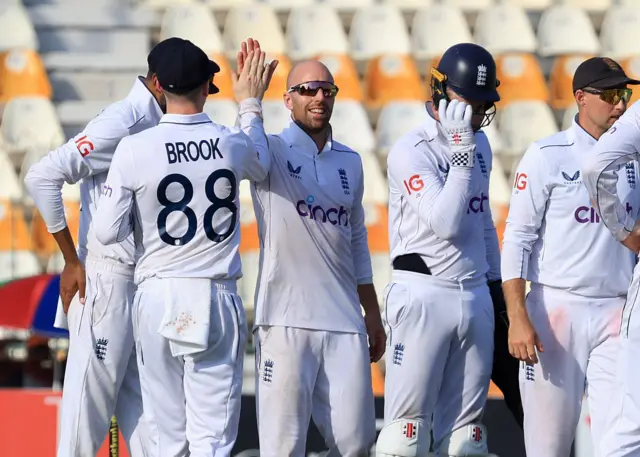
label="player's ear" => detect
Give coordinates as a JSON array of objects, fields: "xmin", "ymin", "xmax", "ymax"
[
  {"xmin": 574, "ymin": 89, "xmax": 586, "ymax": 107},
  {"xmin": 284, "ymin": 92, "xmax": 293, "ymax": 111}
]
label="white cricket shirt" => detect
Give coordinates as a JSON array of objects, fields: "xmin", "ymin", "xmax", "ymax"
[
  {"xmin": 502, "ymin": 117, "xmax": 638, "ymax": 298},
  {"xmin": 583, "ymin": 101, "xmax": 640, "ymax": 243},
  {"xmin": 386, "ymin": 107, "xmax": 501, "ymax": 283},
  {"xmin": 94, "ymin": 112, "xmax": 270, "ymax": 284},
  {"xmin": 24, "ymin": 77, "xmax": 163, "ymax": 265},
  {"xmin": 240, "ymin": 117, "xmax": 373, "ymax": 335}
]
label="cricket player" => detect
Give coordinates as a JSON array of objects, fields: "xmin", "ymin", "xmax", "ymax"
[
  {"xmin": 93, "ymin": 40, "xmax": 274, "ymax": 457},
  {"xmin": 234, "ymin": 38, "xmax": 386, "ymax": 457},
  {"xmin": 23, "ymin": 38, "xmax": 190, "ymax": 457},
  {"xmin": 582, "ymin": 63, "xmax": 640, "ymax": 457},
  {"xmin": 376, "ymin": 43, "xmax": 501, "ymax": 457},
  {"xmin": 503, "ymin": 57, "xmax": 640, "ymax": 457}
]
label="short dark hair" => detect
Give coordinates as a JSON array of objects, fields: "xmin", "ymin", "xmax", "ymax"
[{"xmin": 164, "ymin": 83, "xmax": 205, "ymax": 103}]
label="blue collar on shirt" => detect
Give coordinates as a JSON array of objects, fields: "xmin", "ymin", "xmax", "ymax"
[
  {"xmin": 281, "ymin": 119, "xmax": 334, "ymax": 155},
  {"xmin": 159, "ymin": 112, "xmax": 213, "ymax": 125},
  {"xmin": 127, "ymin": 76, "xmax": 164, "ymax": 121},
  {"xmin": 571, "ymin": 114, "xmax": 598, "ymax": 148}
]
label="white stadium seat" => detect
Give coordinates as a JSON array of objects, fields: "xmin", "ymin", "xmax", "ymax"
[
  {"xmin": 376, "ymin": 101, "xmax": 426, "ymax": 159},
  {"xmin": 263, "ymin": 0, "xmax": 314, "ymax": 11},
  {"xmin": 381, "ymin": 0, "xmax": 433, "ymax": 10},
  {"xmin": 160, "ymin": 3, "xmax": 223, "ymax": 54},
  {"xmin": 497, "ymin": 0, "xmax": 551, "ymax": 9},
  {"xmin": 556, "ymin": 0, "xmax": 612, "ymax": 13},
  {"xmin": 474, "ymin": 4, "xmax": 537, "ymax": 55},
  {"xmin": 481, "ymin": 122, "xmax": 505, "ymax": 155},
  {"xmin": 138, "ymin": 0, "xmax": 195, "ymax": 9},
  {"xmin": 616, "ymin": 0, "xmax": 640, "ymax": 6},
  {"xmin": 537, "ymin": 5, "xmax": 600, "ymax": 57},
  {"xmin": 0, "ymin": 4, "xmax": 38, "ymax": 51},
  {"xmin": 222, "ymin": 4, "xmax": 285, "ymax": 60},
  {"xmin": 349, "ymin": 5, "xmax": 410, "ymax": 61},
  {"xmin": 600, "ymin": 7, "xmax": 640, "ymax": 59},
  {"xmin": 411, "ymin": 5, "xmax": 472, "ymax": 60},
  {"xmin": 49, "ymin": 71, "xmax": 138, "ymax": 102},
  {"xmin": 317, "ymin": 0, "xmax": 375, "ymax": 12},
  {"xmin": 1, "ymin": 97, "xmax": 65, "ymax": 154},
  {"xmin": 205, "ymin": 0, "xmax": 255, "ymax": 10},
  {"xmin": 203, "ymin": 99, "xmax": 239, "ymax": 127},
  {"xmin": 261, "ymin": 100, "xmax": 291, "ymax": 135},
  {"xmin": 561, "ymin": 105, "xmax": 579, "ymax": 130},
  {"xmin": 0, "ymin": 151, "xmax": 23, "ymax": 201},
  {"xmin": 286, "ymin": 5, "xmax": 348, "ymax": 60},
  {"xmin": 445, "ymin": 0, "xmax": 494, "ymax": 13},
  {"xmin": 331, "ymin": 101, "xmax": 376, "ymax": 154},
  {"xmin": 498, "ymin": 101, "xmax": 559, "ymax": 156}
]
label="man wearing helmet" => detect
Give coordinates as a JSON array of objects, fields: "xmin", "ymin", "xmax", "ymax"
[{"xmin": 376, "ymin": 43, "xmax": 503, "ymax": 457}]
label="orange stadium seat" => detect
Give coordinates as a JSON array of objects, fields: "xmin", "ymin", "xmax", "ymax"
[
  {"xmin": 238, "ymin": 180, "xmax": 260, "ymax": 310},
  {"xmin": 208, "ymin": 53, "xmax": 234, "ymax": 100},
  {"xmin": 371, "ymin": 362, "xmax": 385, "ymax": 395},
  {"xmin": 263, "ymin": 54, "xmax": 291, "ymax": 101},
  {"xmin": 364, "ymin": 54, "xmax": 426, "ymax": 109},
  {"xmin": 315, "ymin": 54, "xmax": 363, "ymax": 102},
  {"xmin": 549, "ymin": 55, "xmax": 593, "ymax": 110},
  {"xmin": 0, "ymin": 49, "xmax": 51, "ymax": 103},
  {"xmin": 30, "ymin": 202, "xmax": 80, "ymax": 259},
  {"xmin": 621, "ymin": 56, "xmax": 640, "ymax": 106},
  {"xmin": 0, "ymin": 199, "xmax": 41, "ymax": 281},
  {"xmin": 495, "ymin": 53, "xmax": 548, "ymax": 107}
]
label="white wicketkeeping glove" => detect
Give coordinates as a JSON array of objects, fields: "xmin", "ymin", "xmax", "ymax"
[{"xmin": 438, "ymin": 99, "xmax": 476, "ymax": 168}]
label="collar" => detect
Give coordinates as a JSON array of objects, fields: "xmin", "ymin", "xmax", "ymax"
[
  {"xmin": 281, "ymin": 119, "xmax": 333, "ymax": 155},
  {"xmin": 159, "ymin": 112, "xmax": 212, "ymax": 125},
  {"xmin": 127, "ymin": 76, "xmax": 164, "ymax": 120},
  {"xmin": 571, "ymin": 114, "xmax": 598, "ymax": 148}
]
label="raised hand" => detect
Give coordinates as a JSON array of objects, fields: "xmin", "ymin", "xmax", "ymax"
[{"xmin": 233, "ymin": 38, "xmax": 278, "ymax": 102}]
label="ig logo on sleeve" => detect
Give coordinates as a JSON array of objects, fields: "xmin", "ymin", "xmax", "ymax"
[{"xmin": 403, "ymin": 175, "xmax": 424, "ymax": 195}]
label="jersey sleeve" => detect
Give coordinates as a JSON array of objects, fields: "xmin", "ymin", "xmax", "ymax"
[
  {"xmin": 480, "ymin": 144, "xmax": 501, "ymax": 282},
  {"xmin": 237, "ymin": 98, "xmax": 271, "ymax": 182},
  {"xmin": 501, "ymin": 144, "xmax": 551, "ymax": 281},
  {"xmin": 387, "ymin": 137, "xmax": 475, "ymax": 240},
  {"xmin": 349, "ymin": 156, "xmax": 373, "ymax": 285},
  {"xmin": 582, "ymin": 119, "xmax": 640, "ymax": 241},
  {"xmin": 23, "ymin": 106, "xmax": 131, "ymax": 233},
  {"xmin": 93, "ymin": 138, "xmax": 137, "ymax": 246}
]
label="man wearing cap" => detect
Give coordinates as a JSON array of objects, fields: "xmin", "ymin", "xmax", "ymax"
[
  {"xmin": 582, "ymin": 60, "xmax": 640, "ymax": 457},
  {"xmin": 93, "ymin": 39, "xmax": 274, "ymax": 457},
  {"xmin": 503, "ymin": 56, "xmax": 640, "ymax": 457},
  {"xmin": 23, "ymin": 37, "xmax": 198, "ymax": 457}
]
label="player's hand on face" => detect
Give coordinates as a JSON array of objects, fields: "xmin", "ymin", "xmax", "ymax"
[
  {"xmin": 232, "ymin": 38, "xmax": 279, "ymax": 102},
  {"xmin": 60, "ymin": 260, "xmax": 86, "ymax": 313},
  {"xmin": 365, "ymin": 311, "xmax": 387, "ymax": 363},
  {"xmin": 508, "ymin": 312, "xmax": 543, "ymax": 364}
]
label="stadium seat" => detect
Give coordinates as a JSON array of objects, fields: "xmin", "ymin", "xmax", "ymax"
[
  {"xmin": 376, "ymin": 101, "xmax": 427, "ymax": 159},
  {"xmin": 42, "ymin": 52, "xmax": 148, "ymax": 73},
  {"xmin": 0, "ymin": 49, "xmax": 51, "ymax": 103},
  {"xmin": 331, "ymin": 100, "xmax": 376, "ymax": 154},
  {"xmin": 205, "ymin": 0, "xmax": 255, "ymax": 10},
  {"xmin": 617, "ymin": 0, "xmax": 640, "ymax": 6},
  {"xmin": 48, "ymin": 71, "xmax": 138, "ymax": 102},
  {"xmin": 160, "ymin": 3, "xmax": 224, "ymax": 55},
  {"xmin": 263, "ymin": 0, "xmax": 314, "ymax": 11},
  {"xmin": 0, "ymin": 150, "xmax": 23, "ymax": 201},
  {"xmin": 286, "ymin": 5, "xmax": 348, "ymax": 60},
  {"xmin": 348, "ymin": 5, "xmax": 410, "ymax": 62},
  {"xmin": 31, "ymin": 183, "xmax": 80, "ymax": 259},
  {"xmin": 0, "ymin": 97, "xmax": 65, "ymax": 159},
  {"xmin": 445, "ymin": 0, "xmax": 494, "ymax": 13},
  {"xmin": 317, "ymin": 0, "xmax": 375, "ymax": 12},
  {"xmin": 489, "ymin": 157, "xmax": 512, "ymax": 247},
  {"xmin": 621, "ymin": 56, "xmax": 640, "ymax": 106},
  {"xmin": 208, "ymin": 54, "xmax": 234, "ymax": 100},
  {"xmin": 261, "ymin": 100, "xmax": 291, "ymax": 135},
  {"xmin": 498, "ymin": 101, "xmax": 559, "ymax": 156},
  {"xmin": 474, "ymin": 4, "xmax": 537, "ymax": 55},
  {"xmin": 316, "ymin": 54, "xmax": 363, "ymax": 102},
  {"xmin": 0, "ymin": 197, "xmax": 41, "ymax": 281},
  {"xmin": 139, "ymin": 0, "xmax": 196, "ymax": 8},
  {"xmin": 382, "ymin": 0, "xmax": 433, "ymax": 10},
  {"xmin": 549, "ymin": 55, "xmax": 592, "ymax": 110},
  {"xmin": 481, "ymin": 122, "xmax": 505, "ymax": 155},
  {"xmin": 0, "ymin": 4, "xmax": 38, "ymax": 52},
  {"xmin": 238, "ymin": 179, "xmax": 259, "ymax": 310},
  {"xmin": 495, "ymin": 53, "xmax": 549, "ymax": 106},
  {"xmin": 260, "ymin": 54, "xmax": 289, "ymax": 101},
  {"xmin": 203, "ymin": 99, "xmax": 238, "ymax": 127},
  {"xmin": 556, "ymin": 0, "xmax": 611, "ymax": 13},
  {"xmin": 600, "ymin": 7, "xmax": 640, "ymax": 59},
  {"xmin": 222, "ymin": 4, "xmax": 285, "ymax": 60},
  {"xmin": 411, "ymin": 5, "xmax": 472, "ymax": 60},
  {"xmin": 561, "ymin": 104, "xmax": 579, "ymax": 130},
  {"xmin": 537, "ymin": 5, "xmax": 600, "ymax": 57},
  {"xmin": 364, "ymin": 54, "xmax": 426, "ymax": 109},
  {"xmin": 498, "ymin": 0, "xmax": 551, "ymax": 10}
]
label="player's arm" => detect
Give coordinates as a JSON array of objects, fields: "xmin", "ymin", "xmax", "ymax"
[
  {"xmin": 237, "ymin": 99, "xmax": 271, "ymax": 180},
  {"xmin": 387, "ymin": 141, "xmax": 475, "ymax": 240},
  {"xmin": 349, "ymin": 159, "xmax": 386, "ymax": 363},
  {"xmin": 94, "ymin": 139, "xmax": 137, "ymax": 246},
  {"xmin": 582, "ymin": 119, "xmax": 640, "ymax": 249},
  {"xmin": 501, "ymin": 145, "xmax": 550, "ymax": 363}
]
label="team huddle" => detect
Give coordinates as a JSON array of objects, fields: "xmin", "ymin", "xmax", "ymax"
[{"xmin": 22, "ymin": 33, "xmax": 640, "ymax": 457}]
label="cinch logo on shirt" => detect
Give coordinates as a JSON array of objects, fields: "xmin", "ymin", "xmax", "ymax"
[
  {"xmin": 296, "ymin": 195, "xmax": 349, "ymax": 226},
  {"xmin": 467, "ymin": 193, "xmax": 488, "ymax": 214},
  {"xmin": 574, "ymin": 202, "xmax": 632, "ymax": 224}
]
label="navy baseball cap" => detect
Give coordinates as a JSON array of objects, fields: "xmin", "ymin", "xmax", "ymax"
[
  {"xmin": 148, "ymin": 37, "xmax": 220, "ymax": 95},
  {"xmin": 573, "ymin": 57, "xmax": 640, "ymax": 91}
]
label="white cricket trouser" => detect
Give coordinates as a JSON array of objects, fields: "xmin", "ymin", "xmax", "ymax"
[
  {"xmin": 520, "ymin": 284, "xmax": 622, "ymax": 457},
  {"xmin": 58, "ymin": 256, "xmax": 150, "ymax": 457},
  {"xmin": 382, "ymin": 271, "xmax": 494, "ymax": 453},
  {"xmin": 601, "ymin": 269, "xmax": 640, "ymax": 457},
  {"xmin": 255, "ymin": 326, "xmax": 377, "ymax": 457},
  {"xmin": 133, "ymin": 278, "xmax": 247, "ymax": 457}
]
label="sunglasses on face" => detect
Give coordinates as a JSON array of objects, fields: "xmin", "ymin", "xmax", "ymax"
[
  {"xmin": 287, "ymin": 81, "xmax": 340, "ymax": 98},
  {"xmin": 583, "ymin": 87, "xmax": 633, "ymax": 105}
]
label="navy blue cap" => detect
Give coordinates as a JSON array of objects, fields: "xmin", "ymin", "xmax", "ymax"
[
  {"xmin": 148, "ymin": 37, "xmax": 220, "ymax": 95},
  {"xmin": 573, "ymin": 57, "xmax": 640, "ymax": 92}
]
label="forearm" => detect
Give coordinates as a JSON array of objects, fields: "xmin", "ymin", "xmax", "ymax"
[
  {"xmin": 358, "ymin": 283, "xmax": 379, "ymax": 314},
  {"xmin": 484, "ymin": 224, "xmax": 501, "ymax": 281},
  {"xmin": 52, "ymin": 227, "xmax": 79, "ymax": 263},
  {"xmin": 426, "ymin": 167, "xmax": 474, "ymax": 239},
  {"xmin": 503, "ymin": 278, "xmax": 528, "ymax": 320},
  {"xmin": 24, "ymin": 159, "xmax": 69, "ymax": 233},
  {"xmin": 238, "ymin": 98, "xmax": 270, "ymax": 179}
]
